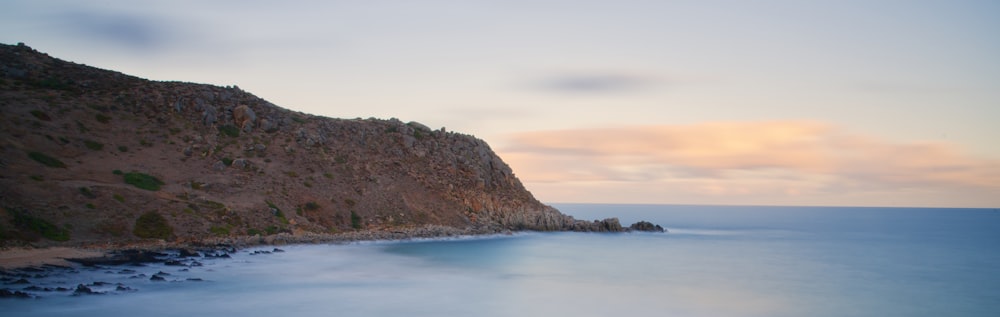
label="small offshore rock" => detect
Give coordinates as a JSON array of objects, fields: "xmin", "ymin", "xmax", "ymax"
[
  {"xmin": 149, "ymin": 275, "xmax": 166, "ymax": 282},
  {"xmin": 629, "ymin": 221, "xmax": 666, "ymax": 232}
]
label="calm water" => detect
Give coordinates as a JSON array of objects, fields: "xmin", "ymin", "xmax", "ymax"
[{"xmin": 5, "ymin": 204, "xmax": 1000, "ymax": 316}]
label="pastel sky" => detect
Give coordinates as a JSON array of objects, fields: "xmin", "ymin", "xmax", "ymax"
[{"xmin": 3, "ymin": 0, "xmax": 998, "ymax": 207}]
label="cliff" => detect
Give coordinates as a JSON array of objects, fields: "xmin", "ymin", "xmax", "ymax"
[{"xmin": 0, "ymin": 43, "xmax": 637, "ymax": 247}]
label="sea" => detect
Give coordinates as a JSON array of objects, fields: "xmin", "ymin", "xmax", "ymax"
[{"xmin": 4, "ymin": 204, "xmax": 999, "ymax": 317}]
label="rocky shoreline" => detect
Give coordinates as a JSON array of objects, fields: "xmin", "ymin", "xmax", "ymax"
[{"xmin": 2, "ymin": 221, "xmax": 665, "ymax": 299}]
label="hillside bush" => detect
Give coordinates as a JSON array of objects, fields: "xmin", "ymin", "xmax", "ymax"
[
  {"xmin": 124, "ymin": 172, "xmax": 164, "ymax": 191},
  {"xmin": 133, "ymin": 211, "xmax": 173, "ymax": 239},
  {"xmin": 28, "ymin": 151, "xmax": 66, "ymax": 168}
]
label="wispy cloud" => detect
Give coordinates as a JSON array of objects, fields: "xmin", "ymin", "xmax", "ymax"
[
  {"xmin": 500, "ymin": 121, "xmax": 1000, "ymax": 206},
  {"xmin": 55, "ymin": 10, "xmax": 176, "ymax": 52},
  {"xmin": 534, "ymin": 72, "xmax": 658, "ymax": 93}
]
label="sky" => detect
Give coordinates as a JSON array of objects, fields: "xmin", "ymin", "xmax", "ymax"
[{"xmin": 2, "ymin": 0, "xmax": 998, "ymax": 207}]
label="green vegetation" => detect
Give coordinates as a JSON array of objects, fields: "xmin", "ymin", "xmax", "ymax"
[
  {"xmin": 133, "ymin": 211, "xmax": 173, "ymax": 239},
  {"xmin": 351, "ymin": 211, "xmax": 363, "ymax": 229},
  {"xmin": 85, "ymin": 203, "xmax": 96, "ymax": 209},
  {"xmin": 190, "ymin": 181, "xmax": 204, "ymax": 190},
  {"xmin": 84, "ymin": 140, "xmax": 104, "ymax": 151},
  {"xmin": 28, "ymin": 151, "xmax": 66, "ymax": 168},
  {"xmin": 218, "ymin": 125, "xmax": 240, "ymax": 138},
  {"xmin": 344, "ymin": 198, "xmax": 357, "ymax": 208},
  {"xmin": 123, "ymin": 172, "xmax": 164, "ymax": 191},
  {"xmin": 7, "ymin": 208, "xmax": 70, "ymax": 241},
  {"xmin": 323, "ymin": 172, "xmax": 334, "ymax": 179},
  {"xmin": 95, "ymin": 113, "xmax": 111, "ymax": 124},
  {"xmin": 30, "ymin": 175, "xmax": 44, "ymax": 181},
  {"xmin": 79, "ymin": 187, "xmax": 96, "ymax": 198},
  {"xmin": 334, "ymin": 156, "xmax": 347, "ymax": 164},
  {"xmin": 31, "ymin": 77, "xmax": 72, "ymax": 90},
  {"xmin": 113, "ymin": 194, "xmax": 125, "ymax": 203},
  {"xmin": 221, "ymin": 157, "xmax": 233, "ymax": 166},
  {"xmin": 265, "ymin": 225, "xmax": 281, "ymax": 235},
  {"xmin": 209, "ymin": 226, "xmax": 230, "ymax": 236},
  {"xmin": 304, "ymin": 201, "xmax": 320, "ymax": 211},
  {"xmin": 113, "ymin": 169, "xmax": 123, "ymax": 175},
  {"xmin": 30, "ymin": 110, "xmax": 51, "ymax": 121},
  {"xmin": 117, "ymin": 145, "xmax": 128, "ymax": 152}
]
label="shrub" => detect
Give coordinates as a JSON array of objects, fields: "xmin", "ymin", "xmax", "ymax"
[
  {"xmin": 133, "ymin": 211, "xmax": 173, "ymax": 239},
  {"xmin": 117, "ymin": 145, "xmax": 128, "ymax": 152},
  {"xmin": 7, "ymin": 208, "xmax": 70, "ymax": 241},
  {"xmin": 221, "ymin": 157, "xmax": 233, "ymax": 166},
  {"xmin": 95, "ymin": 113, "xmax": 111, "ymax": 124},
  {"xmin": 84, "ymin": 140, "xmax": 104, "ymax": 151},
  {"xmin": 113, "ymin": 194, "xmax": 125, "ymax": 202},
  {"xmin": 218, "ymin": 125, "xmax": 240, "ymax": 138},
  {"xmin": 209, "ymin": 226, "xmax": 230, "ymax": 236},
  {"xmin": 304, "ymin": 201, "xmax": 320, "ymax": 211},
  {"xmin": 351, "ymin": 211, "xmax": 363, "ymax": 229},
  {"xmin": 28, "ymin": 151, "xmax": 66, "ymax": 168},
  {"xmin": 123, "ymin": 172, "xmax": 164, "ymax": 191},
  {"xmin": 79, "ymin": 187, "xmax": 96, "ymax": 198},
  {"xmin": 30, "ymin": 110, "xmax": 51, "ymax": 121},
  {"xmin": 112, "ymin": 169, "xmax": 123, "ymax": 175}
]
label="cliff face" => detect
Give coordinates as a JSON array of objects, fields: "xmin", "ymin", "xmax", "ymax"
[{"xmin": 0, "ymin": 43, "xmax": 616, "ymax": 246}]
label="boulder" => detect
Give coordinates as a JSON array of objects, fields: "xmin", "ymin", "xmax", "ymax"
[{"xmin": 233, "ymin": 104, "xmax": 256, "ymax": 132}]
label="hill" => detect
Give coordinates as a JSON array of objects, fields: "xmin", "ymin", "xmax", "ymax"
[{"xmin": 0, "ymin": 43, "xmax": 649, "ymax": 247}]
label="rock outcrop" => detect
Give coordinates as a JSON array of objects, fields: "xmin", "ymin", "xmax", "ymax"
[{"xmin": 0, "ymin": 43, "xmax": 659, "ymax": 247}]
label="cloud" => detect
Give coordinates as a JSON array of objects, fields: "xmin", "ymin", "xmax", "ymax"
[
  {"xmin": 534, "ymin": 72, "xmax": 657, "ymax": 93},
  {"xmin": 500, "ymin": 121, "xmax": 1000, "ymax": 206},
  {"xmin": 57, "ymin": 10, "xmax": 175, "ymax": 51}
]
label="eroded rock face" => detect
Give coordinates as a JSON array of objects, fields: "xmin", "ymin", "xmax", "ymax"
[{"xmin": 0, "ymin": 43, "xmax": 663, "ymax": 246}]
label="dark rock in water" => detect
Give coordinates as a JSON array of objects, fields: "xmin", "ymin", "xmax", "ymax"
[
  {"xmin": 10, "ymin": 278, "xmax": 30, "ymax": 285},
  {"xmin": 68, "ymin": 250, "xmax": 167, "ymax": 266},
  {"xmin": 250, "ymin": 250, "xmax": 272, "ymax": 255},
  {"xmin": 155, "ymin": 271, "xmax": 170, "ymax": 276},
  {"xmin": 73, "ymin": 284, "xmax": 102, "ymax": 295},
  {"xmin": 118, "ymin": 269, "xmax": 137, "ymax": 274},
  {"xmin": 0, "ymin": 288, "xmax": 33, "ymax": 298},
  {"xmin": 129, "ymin": 274, "xmax": 147, "ymax": 279},
  {"xmin": 149, "ymin": 275, "xmax": 166, "ymax": 282},
  {"xmin": 55, "ymin": 287, "xmax": 71, "ymax": 292},
  {"xmin": 116, "ymin": 284, "xmax": 134, "ymax": 292},
  {"xmin": 177, "ymin": 249, "xmax": 201, "ymax": 258},
  {"xmin": 186, "ymin": 278, "xmax": 204, "ymax": 282},
  {"xmin": 164, "ymin": 260, "xmax": 186, "ymax": 266},
  {"xmin": 272, "ymin": 248, "xmax": 285, "ymax": 253},
  {"xmin": 90, "ymin": 281, "xmax": 111, "ymax": 286},
  {"xmin": 189, "ymin": 261, "xmax": 203, "ymax": 267},
  {"xmin": 629, "ymin": 221, "xmax": 665, "ymax": 232}
]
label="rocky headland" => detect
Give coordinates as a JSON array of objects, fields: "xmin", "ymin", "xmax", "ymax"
[{"xmin": 0, "ymin": 42, "xmax": 662, "ymax": 257}]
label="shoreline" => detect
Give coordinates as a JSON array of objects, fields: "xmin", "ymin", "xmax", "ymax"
[{"xmin": 0, "ymin": 225, "xmax": 500, "ymax": 270}]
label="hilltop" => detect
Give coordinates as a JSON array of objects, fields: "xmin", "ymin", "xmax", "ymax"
[{"xmin": 0, "ymin": 43, "xmax": 657, "ymax": 248}]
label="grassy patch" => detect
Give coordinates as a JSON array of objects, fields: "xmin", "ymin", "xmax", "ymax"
[
  {"xmin": 95, "ymin": 113, "xmax": 111, "ymax": 124},
  {"xmin": 123, "ymin": 172, "xmax": 164, "ymax": 191},
  {"xmin": 113, "ymin": 194, "xmax": 125, "ymax": 203},
  {"xmin": 30, "ymin": 110, "xmax": 51, "ymax": 121},
  {"xmin": 7, "ymin": 208, "xmax": 70, "ymax": 241},
  {"xmin": 209, "ymin": 226, "xmax": 230, "ymax": 236},
  {"xmin": 28, "ymin": 151, "xmax": 66, "ymax": 168},
  {"xmin": 221, "ymin": 157, "xmax": 233, "ymax": 166},
  {"xmin": 79, "ymin": 187, "xmax": 96, "ymax": 198},
  {"xmin": 117, "ymin": 145, "xmax": 128, "ymax": 152},
  {"xmin": 218, "ymin": 125, "xmax": 240, "ymax": 138},
  {"xmin": 84, "ymin": 140, "xmax": 104, "ymax": 151},
  {"xmin": 351, "ymin": 211, "xmax": 363, "ymax": 229},
  {"xmin": 133, "ymin": 211, "xmax": 173, "ymax": 239}
]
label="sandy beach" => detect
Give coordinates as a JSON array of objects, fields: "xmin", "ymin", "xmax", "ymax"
[{"xmin": 0, "ymin": 247, "xmax": 106, "ymax": 270}]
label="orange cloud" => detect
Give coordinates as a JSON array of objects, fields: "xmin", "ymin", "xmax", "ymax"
[{"xmin": 499, "ymin": 121, "xmax": 1000, "ymax": 207}]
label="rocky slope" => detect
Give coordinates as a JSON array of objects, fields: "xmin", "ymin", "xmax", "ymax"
[{"xmin": 0, "ymin": 43, "xmax": 657, "ymax": 247}]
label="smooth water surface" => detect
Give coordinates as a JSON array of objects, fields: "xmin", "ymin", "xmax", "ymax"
[{"xmin": 4, "ymin": 204, "xmax": 999, "ymax": 316}]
